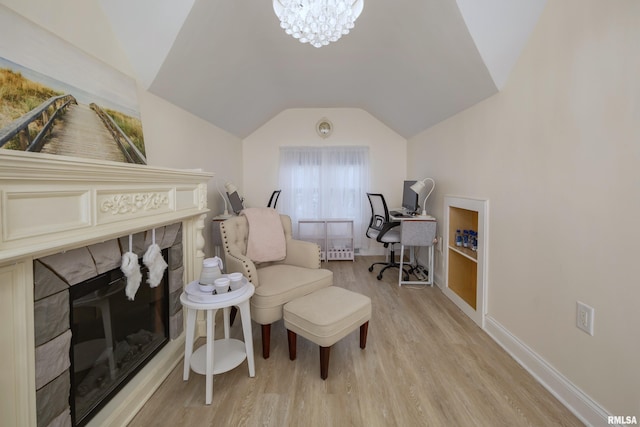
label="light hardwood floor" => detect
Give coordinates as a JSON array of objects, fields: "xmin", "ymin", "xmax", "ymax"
[{"xmin": 129, "ymin": 257, "xmax": 583, "ymax": 427}]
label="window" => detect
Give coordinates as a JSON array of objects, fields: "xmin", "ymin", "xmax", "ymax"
[{"xmin": 279, "ymin": 146, "xmax": 370, "ymax": 249}]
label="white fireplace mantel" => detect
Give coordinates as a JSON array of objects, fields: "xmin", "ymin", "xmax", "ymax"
[{"xmin": 0, "ymin": 150, "xmax": 213, "ymax": 426}]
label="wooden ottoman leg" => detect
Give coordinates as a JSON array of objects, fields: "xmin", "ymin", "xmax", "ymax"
[
  {"xmin": 319, "ymin": 346, "xmax": 331, "ymax": 380},
  {"xmin": 287, "ymin": 330, "xmax": 297, "ymax": 360},
  {"xmin": 360, "ymin": 321, "xmax": 369, "ymax": 349}
]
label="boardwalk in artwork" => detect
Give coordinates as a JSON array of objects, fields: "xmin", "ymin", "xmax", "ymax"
[{"xmin": 41, "ymin": 103, "xmax": 126, "ymax": 162}]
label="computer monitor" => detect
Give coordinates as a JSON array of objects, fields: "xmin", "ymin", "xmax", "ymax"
[
  {"xmin": 402, "ymin": 180, "xmax": 418, "ymax": 213},
  {"xmin": 227, "ymin": 191, "xmax": 244, "ymax": 215}
]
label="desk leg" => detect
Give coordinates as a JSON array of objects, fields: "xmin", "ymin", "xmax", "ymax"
[
  {"xmin": 399, "ymin": 244, "xmax": 435, "ymax": 286},
  {"xmin": 183, "ymin": 307, "xmax": 197, "ymax": 381},
  {"xmin": 398, "ymin": 245, "xmax": 405, "ymax": 287},
  {"xmin": 239, "ymin": 300, "xmax": 255, "ymax": 377},
  {"xmin": 205, "ymin": 309, "xmax": 216, "ymax": 405},
  {"xmin": 428, "ymin": 245, "xmax": 434, "ymax": 286}
]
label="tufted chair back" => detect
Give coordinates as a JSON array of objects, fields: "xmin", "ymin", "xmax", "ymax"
[
  {"xmin": 218, "ymin": 213, "xmax": 332, "ymax": 359},
  {"xmin": 220, "ymin": 214, "xmax": 321, "ymax": 287}
]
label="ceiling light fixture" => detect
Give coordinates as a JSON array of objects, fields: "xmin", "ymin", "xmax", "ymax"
[
  {"xmin": 273, "ymin": 0, "xmax": 364, "ymax": 48},
  {"xmin": 316, "ymin": 118, "xmax": 333, "ymax": 138}
]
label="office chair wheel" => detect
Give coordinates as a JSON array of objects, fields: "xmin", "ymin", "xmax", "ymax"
[
  {"xmin": 377, "ymin": 273, "xmax": 383, "ymax": 280},
  {"xmin": 369, "ymin": 266, "xmax": 374, "ymax": 272}
]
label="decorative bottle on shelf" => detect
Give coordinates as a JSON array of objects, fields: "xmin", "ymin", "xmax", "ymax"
[
  {"xmin": 455, "ymin": 229, "xmax": 463, "ymax": 247},
  {"xmin": 462, "ymin": 230, "xmax": 470, "ymax": 248},
  {"xmin": 470, "ymin": 231, "xmax": 478, "ymax": 251}
]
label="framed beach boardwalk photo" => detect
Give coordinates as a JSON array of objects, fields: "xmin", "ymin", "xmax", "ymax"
[{"xmin": 0, "ymin": 6, "xmax": 146, "ymax": 164}]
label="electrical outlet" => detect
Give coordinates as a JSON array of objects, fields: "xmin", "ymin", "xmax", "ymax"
[
  {"xmin": 436, "ymin": 235, "xmax": 443, "ymax": 253},
  {"xmin": 576, "ymin": 301, "xmax": 595, "ymax": 336}
]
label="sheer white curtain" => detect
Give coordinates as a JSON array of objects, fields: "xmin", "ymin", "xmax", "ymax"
[{"xmin": 278, "ymin": 146, "xmax": 370, "ymax": 249}]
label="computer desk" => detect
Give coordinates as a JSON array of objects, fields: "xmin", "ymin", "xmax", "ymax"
[{"xmin": 389, "ymin": 213, "xmax": 437, "ymax": 286}]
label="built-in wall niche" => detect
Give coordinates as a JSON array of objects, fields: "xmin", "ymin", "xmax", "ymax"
[{"xmin": 443, "ymin": 196, "xmax": 489, "ymax": 328}]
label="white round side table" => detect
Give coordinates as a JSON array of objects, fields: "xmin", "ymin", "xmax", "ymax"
[{"xmin": 180, "ymin": 281, "xmax": 255, "ymax": 404}]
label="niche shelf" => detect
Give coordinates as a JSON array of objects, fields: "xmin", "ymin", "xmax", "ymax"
[{"xmin": 444, "ymin": 196, "xmax": 489, "ymax": 328}]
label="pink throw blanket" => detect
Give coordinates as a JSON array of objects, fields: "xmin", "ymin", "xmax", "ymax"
[{"xmin": 242, "ymin": 208, "xmax": 286, "ymax": 262}]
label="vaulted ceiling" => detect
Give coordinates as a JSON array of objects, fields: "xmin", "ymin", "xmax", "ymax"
[{"xmin": 99, "ymin": 0, "xmax": 546, "ymax": 138}]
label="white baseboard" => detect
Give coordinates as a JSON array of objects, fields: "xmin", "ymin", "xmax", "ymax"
[
  {"xmin": 484, "ymin": 316, "xmax": 610, "ymax": 427},
  {"xmin": 434, "ymin": 274, "xmax": 444, "ymax": 289}
]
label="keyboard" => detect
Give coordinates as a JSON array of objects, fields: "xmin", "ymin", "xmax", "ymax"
[{"xmin": 390, "ymin": 210, "xmax": 410, "ymax": 218}]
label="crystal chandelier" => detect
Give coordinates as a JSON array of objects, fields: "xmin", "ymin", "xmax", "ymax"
[{"xmin": 273, "ymin": 0, "xmax": 364, "ymax": 48}]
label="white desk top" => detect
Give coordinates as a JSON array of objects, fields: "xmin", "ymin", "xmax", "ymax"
[{"xmin": 390, "ymin": 213, "xmax": 436, "ymax": 221}]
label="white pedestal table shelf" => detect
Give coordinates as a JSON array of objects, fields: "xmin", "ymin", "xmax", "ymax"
[{"xmin": 180, "ymin": 279, "xmax": 256, "ymax": 405}]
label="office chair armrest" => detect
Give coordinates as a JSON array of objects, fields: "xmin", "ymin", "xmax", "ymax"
[{"xmin": 376, "ymin": 221, "xmax": 401, "ymax": 243}]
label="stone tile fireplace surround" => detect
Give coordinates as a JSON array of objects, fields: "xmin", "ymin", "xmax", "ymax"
[
  {"xmin": 0, "ymin": 151, "xmax": 212, "ymax": 426},
  {"xmin": 36, "ymin": 225, "xmax": 183, "ymax": 427}
]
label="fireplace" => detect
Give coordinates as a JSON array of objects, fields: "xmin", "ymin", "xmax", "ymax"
[
  {"xmin": 69, "ymin": 249, "xmax": 169, "ymax": 426},
  {"xmin": 0, "ymin": 151, "xmax": 212, "ymax": 427},
  {"xmin": 33, "ymin": 226, "xmax": 184, "ymax": 427}
]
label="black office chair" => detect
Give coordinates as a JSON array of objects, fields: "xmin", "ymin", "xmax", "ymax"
[
  {"xmin": 366, "ymin": 193, "xmax": 410, "ymax": 281},
  {"xmin": 267, "ymin": 190, "xmax": 281, "ymax": 208}
]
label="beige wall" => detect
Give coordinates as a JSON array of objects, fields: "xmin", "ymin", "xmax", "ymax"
[
  {"xmin": 242, "ymin": 108, "xmax": 407, "ymax": 254},
  {"xmin": 408, "ymin": 0, "xmax": 640, "ymax": 418},
  {"xmin": 138, "ymin": 89, "xmax": 242, "ymax": 256}
]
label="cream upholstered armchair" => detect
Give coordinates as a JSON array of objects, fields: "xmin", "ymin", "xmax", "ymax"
[{"xmin": 220, "ymin": 214, "xmax": 333, "ymax": 358}]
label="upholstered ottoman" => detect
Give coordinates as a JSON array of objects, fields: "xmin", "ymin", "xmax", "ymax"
[{"xmin": 283, "ymin": 286, "xmax": 372, "ymax": 379}]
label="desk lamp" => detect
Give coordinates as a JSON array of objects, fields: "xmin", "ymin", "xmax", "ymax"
[
  {"xmin": 410, "ymin": 178, "xmax": 435, "ymax": 217},
  {"xmin": 225, "ymin": 182, "xmax": 238, "ymax": 195},
  {"xmin": 216, "ymin": 180, "xmax": 232, "ymax": 218}
]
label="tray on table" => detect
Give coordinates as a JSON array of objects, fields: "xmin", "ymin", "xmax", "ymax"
[{"xmin": 185, "ymin": 275, "xmax": 250, "ymax": 303}]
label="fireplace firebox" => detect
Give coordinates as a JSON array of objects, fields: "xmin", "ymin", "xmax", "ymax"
[{"xmin": 69, "ymin": 250, "xmax": 169, "ymax": 427}]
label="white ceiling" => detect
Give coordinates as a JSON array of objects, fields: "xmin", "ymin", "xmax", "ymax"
[{"xmin": 100, "ymin": 0, "xmax": 546, "ymax": 139}]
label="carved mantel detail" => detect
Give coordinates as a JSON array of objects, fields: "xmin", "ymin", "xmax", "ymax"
[{"xmin": 100, "ymin": 192, "xmax": 170, "ymax": 215}]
